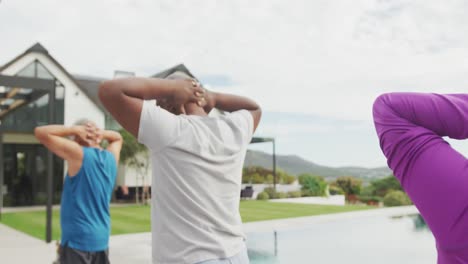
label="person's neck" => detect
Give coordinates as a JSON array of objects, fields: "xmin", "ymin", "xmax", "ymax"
[
  {"xmin": 187, "ymin": 109, "xmax": 208, "ymax": 116},
  {"xmin": 83, "ymin": 144, "xmax": 102, "ymax": 149},
  {"xmin": 185, "ymin": 103, "xmax": 208, "ymax": 116}
]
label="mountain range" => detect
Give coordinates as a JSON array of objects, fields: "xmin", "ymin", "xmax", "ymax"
[{"xmin": 244, "ymin": 150, "xmax": 392, "ymax": 181}]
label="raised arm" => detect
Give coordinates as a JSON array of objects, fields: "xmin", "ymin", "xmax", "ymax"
[
  {"xmin": 98, "ymin": 77, "xmax": 204, "ymax": 138},
  {"xmin": 372, "ymin": 92, "xmax": 468, "ymax": 251},
  {"xmin": 373, "ymin": 92, "xmax": 468, "ymax": 180},
  {"xmin": 373, "ymin": 93, "xmax": 468, "ymax": 140},
  {"xmin": 34, "ymin": 125, "xmax": 90, "ymax": 164},
  {"xmin": 204, "ymin": 91, "xmax": 262, "ymax": 131},
  {"xmin": 101, "ymin": 130, "xmax": 123, "ymax": 164}
]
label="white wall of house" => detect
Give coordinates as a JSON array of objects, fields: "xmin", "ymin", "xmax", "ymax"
[
  {"xmin": 63, "ymin": 80, "xmax": 104, "ymax": 128},
  {"xmin": 242, "ymin": 182, "xmax": 302, "ymax": 198},
  {"xmin": 1, "ymin": 51, "xmax": 105, "ymax": 178}
]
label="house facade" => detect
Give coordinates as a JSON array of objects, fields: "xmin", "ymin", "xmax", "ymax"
[{"xmin": 0, "ymin": 43, "xmax": 149, "ymax": 206}]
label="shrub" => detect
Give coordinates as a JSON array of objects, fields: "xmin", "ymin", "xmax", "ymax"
[
  {"xmin": 371, "ymin": 175, "xmax": 402, "ymax": 197},
  {"xmin": 298, "ymin": 174, "xmax": 327, "ymax": 196},
  {"xmin": 383, "ymin": 190, "xmax": 412, "ymax": 207},
  {"xmin": 276, "ymin": 192, "xmax": 288, "ymax": 199},
  {"xmin": 243, "ymin": 166, "xmax": 284, "ymax": 184},
  {"xmin": 257, "ymin": 192, "xmax": 269, "ymax": 200},
  {"xmin": 328, "ymin": 185, "xmax": 344, "ymax": 195},
  {"xmin": 360, "ymin": 185, "xmax": 376, "ymax": 197},
  {"xmin": 252, "ymin": 173, "xmax": 264, "ymax": 184},
  {"xmin": 332, "ymin": 176, "xmax": 362, "ymax": 196},
  {"xmin": 287, "ymin": 191, "xmax": 302, "ymax": 198},
  {"xmin": 263, "ymin": 187, "xmax": 277, "ymax": 199},
  {"xmin": 282, "ymin": 175, "xmax": 296, "ymax": 184}
]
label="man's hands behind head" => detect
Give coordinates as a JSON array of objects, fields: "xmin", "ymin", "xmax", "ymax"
[
  {"xmin": 74, "ymin": 123, "xmax": 102, "ymax": 147},
  {"xmin": 157, "ymin": 79, "xmax": 206, "ymax": 115}
]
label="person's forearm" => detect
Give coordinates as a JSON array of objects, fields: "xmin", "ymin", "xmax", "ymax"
[
  {"xmin": 206, "ymin": 91, "xmax": 260, "ymax": 113},
  {"xmin": 35, "ymin": 125, "xmax": 79, "ymax": 139},
  {"xmin": 100, "ymin": 77, "xmax": 186, "ymax": 100},
  {"xmin": 102, "ymin": 130, "xmax": 122, "ymax": 143}
]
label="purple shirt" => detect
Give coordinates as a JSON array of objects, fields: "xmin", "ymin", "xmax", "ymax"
[{"xmin": 373, "ymin": 93, "xmax": 468, "ymax": 263}]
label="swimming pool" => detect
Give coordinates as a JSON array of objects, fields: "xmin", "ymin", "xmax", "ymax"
[{"xmin": 246, "ymin": 214, "xmax": 436, "ymax": 264}]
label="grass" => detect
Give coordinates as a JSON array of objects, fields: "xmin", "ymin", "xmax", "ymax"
[
  {"xmin": 239, "ymin": 201, "xmax": 373, "ymax": 222},
  {"xmin": 0, "ymin": 201, "xmax": 374, "ymax": 241}
]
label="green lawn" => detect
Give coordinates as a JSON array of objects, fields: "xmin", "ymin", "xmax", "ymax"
[{"xmin": 0, "ymin": 201, "xmax": 374, "ymax": 241}]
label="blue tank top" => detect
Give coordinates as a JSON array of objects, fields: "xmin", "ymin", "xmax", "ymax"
[{"xmin": 60, "ymin": 147, "xmax": 117, "ymax": 252}]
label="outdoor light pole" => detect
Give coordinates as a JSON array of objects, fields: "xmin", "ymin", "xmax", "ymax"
[
  {"xmin": 0, "ymin": 74, "xmax": 56, "ymax": 239},
  {"xmin": 273, "ymin": 139, "xmax": 277, "ymax": 191}
]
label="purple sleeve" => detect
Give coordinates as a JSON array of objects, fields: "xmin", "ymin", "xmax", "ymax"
[{"xmin": 373, "ymin": 93, "xmax": 468, "ymax": 260}]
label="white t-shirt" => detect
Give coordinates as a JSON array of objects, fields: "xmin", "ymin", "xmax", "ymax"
[{"xmin": 138, "ymin": 100, "xmax": 254, "ymax": 264}]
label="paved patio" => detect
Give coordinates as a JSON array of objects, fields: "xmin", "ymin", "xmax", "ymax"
[{"xmin": 0, "ymin": 205, "xmax": 419, "ymax": 264}]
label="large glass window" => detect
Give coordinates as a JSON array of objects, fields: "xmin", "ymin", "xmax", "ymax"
[
  {"xmin": 1, "ymin": 61, "xmax": 65, "ymax": 132},
  {"xmin": 1, "ymin": 60, "xmax": 67, "ymax": 206},
  {"xmin": 2, "ymin": 144, "xmax": 63, "ymax": 206}
]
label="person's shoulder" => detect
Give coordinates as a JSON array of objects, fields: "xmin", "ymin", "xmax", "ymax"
[
  {"xmin": 226, "ymin": 110, "xmax": 253, "ymax": 125},
  {"xmin": 100, "ymin": 148, "xmax": 115, "ymax": 158}
]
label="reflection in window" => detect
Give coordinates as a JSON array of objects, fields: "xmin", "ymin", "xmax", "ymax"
[
  {"xmin": 36, "ymin": 62, "xmax": 54, "ymax": 80},
  {"xmin": 16, "ymin": 62, "xmax": 35, "ymax": 78},
  {"xmin": 16, "ymin": 60, "xmax": 54, "ymax": 80},
  {"xmin": 2, "ymin": 144, "xmax": 64, "ymax": 206},
  {"xmin": 2, "ymin": 60, "xmax": 64, "ymax": 132}
]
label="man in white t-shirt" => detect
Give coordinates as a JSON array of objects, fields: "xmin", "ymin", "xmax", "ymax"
[{"xmin": 98, "ymin": 72, "xmax": 261, "ymax": 264}]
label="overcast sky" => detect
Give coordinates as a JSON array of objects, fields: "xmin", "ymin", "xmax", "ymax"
[{"xmin": 2, "ymin": 0, "xmax": 468, "ymax": 167}]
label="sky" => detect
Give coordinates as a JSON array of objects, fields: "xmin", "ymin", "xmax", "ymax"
[{"xmin": 2, "ymin": 0, "xmax": 468, "ymax": 167}]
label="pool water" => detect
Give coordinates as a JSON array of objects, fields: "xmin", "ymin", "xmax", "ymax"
[{"xmin": 246, "ymin": 214, "xmax": 436, "ymax": 264}]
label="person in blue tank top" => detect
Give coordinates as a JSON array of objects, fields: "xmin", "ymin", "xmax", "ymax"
[{"xmin": 35, "ymin": 120, "xmax": 123, "ymax": 264}]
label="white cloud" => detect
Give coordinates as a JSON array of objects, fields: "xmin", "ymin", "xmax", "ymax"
[{"xmin": 2, "ymin": 0, "xmax": 468, "ymax": 166}]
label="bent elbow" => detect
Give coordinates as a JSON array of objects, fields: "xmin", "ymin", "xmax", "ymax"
[
  {"xmin": 98, "ymin": 80, "xmax": 123, "ymax": 109},
  {"xmin": 34, "ymin": 127, "xmax": 46, "ymax": 142},
  {"xmin": 372, "ymin": 93, "xmax": 393, "ymax": 121},
  {"xmin": 98, "ymin": 81, "xmax": 112, "ymax": 102}
]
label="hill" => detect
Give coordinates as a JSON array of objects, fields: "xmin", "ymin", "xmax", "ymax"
[{"xmin": 244, "ymin": 150, "xmax": 391, "ymax": 181}]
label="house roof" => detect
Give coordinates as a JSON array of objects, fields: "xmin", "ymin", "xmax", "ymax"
[
  {"xmin": 0, "ymin": 43, "xmax": 105, "ymax": 112},
  {"xmin": 73, "ymin": 74, "xmax": 108, "ymax": 112},
  {"xmin": 73, "ymin": 64, "xmax": 199, "ymax": 113},
  {"xmin": 151, "ymin": 64, "xmax": 197, "ymax": 80}
]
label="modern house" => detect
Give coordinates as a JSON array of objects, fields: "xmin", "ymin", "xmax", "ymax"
[
  {"xmin": 0, "ymin": 43, "xmax": 147, "ymax": 206},
  {"xmin": 0, "ymin": 43, "xmax": 275, "ymax": 208}
]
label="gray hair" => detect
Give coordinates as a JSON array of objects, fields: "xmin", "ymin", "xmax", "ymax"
[{"xmin": 73, "ymin": 118, "xmax": 96, "ymax": 127}]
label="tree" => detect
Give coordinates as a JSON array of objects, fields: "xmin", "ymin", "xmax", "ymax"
[
  {"xmin": 119, "ymin": 129, "xmax": 148, "ymax": 166},
  {"xmin": 242, "ymin": 166, "xmax": 291, "ymax": 184},
  {"xmin": 333, "ymin": 176, "xmax": 362, "ymax": 196},
  {"xmin": 370, "ymin": 175, "xmax": 402, "ymax": 197},
  {"xmin": 119, "ymin": 129, "xmax": 149, "ymax": 204}
]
